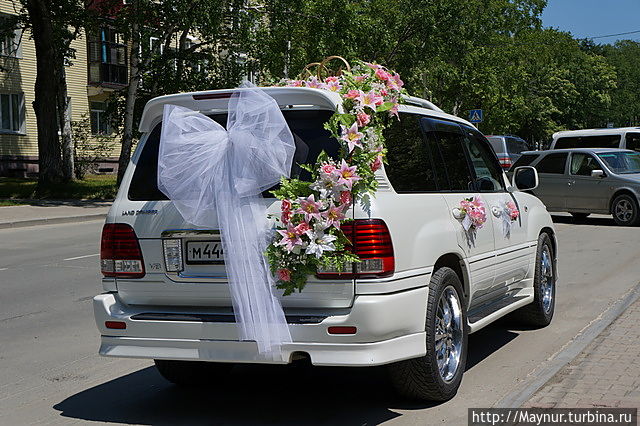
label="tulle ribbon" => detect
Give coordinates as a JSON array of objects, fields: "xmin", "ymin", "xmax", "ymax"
[{"xmin": 157, "ymin": 84, "xmax": 295, "ymax": 356}]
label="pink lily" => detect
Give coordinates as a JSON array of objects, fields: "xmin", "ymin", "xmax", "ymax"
[
  {"xmin": 322, "ymin": 203, "xmax": 347, "ymax": 229},
  {"xmin": 296, "ymin": 194, "xmax": 323, "ymax": 222},
  {"xmin": 276, "ymin": 224, "xmax": 303, "ymax": 253},
  {"xmin": 334, "ymin": 160, "xmax": 361, "ymax": 190},
  {"xmin": 340, "ymin": 122, "xmax": 364, "ymax": 152},
  {"xmin": 358, "ymin": 90, "xmax": 384, "ymax": 111}
]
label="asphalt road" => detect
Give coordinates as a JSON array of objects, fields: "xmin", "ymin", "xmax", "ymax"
[{"xmin": 1, "ymin": 216, "xmax": 640, "ymax": 425}]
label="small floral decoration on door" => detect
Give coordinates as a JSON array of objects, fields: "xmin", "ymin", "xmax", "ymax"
[
  {"xmin": 505, "ymin": 200, "xmax": 520, "ymax": 221},
  {"xmin": 498, "ymin": 199, "xmax": 520, "ymax": 238},
  {"xmin": 453, "ymin": 195, "xmax": 487, "ymax": 231},
  {"xmin": 266, "ymin": 57, "xmax": 406, "ymax": 295}
]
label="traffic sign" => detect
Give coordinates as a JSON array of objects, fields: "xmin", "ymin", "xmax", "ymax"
[{"xmin": 469, "ymin": 109, "xmax": 483, "ymax": 123}]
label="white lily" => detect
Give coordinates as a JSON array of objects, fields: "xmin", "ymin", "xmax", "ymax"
[{"xmin": 305, "ymin": 225, "xmax": 338, "ymax": 259}]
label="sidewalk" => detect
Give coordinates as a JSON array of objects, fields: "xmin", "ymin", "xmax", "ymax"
[
  {"xmin": 523, "ymin": 297, "xmax": 640, "ymax": 409},
  {"xmin": 0, "ymin": 200, "xmax": 111, "ymax": 229}
]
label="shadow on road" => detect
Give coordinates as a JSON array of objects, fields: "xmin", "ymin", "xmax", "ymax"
[
  {"xmin": 551, "ymin": 214, "xmax": 617, "ymax": 227},
  {"xmin": 53, "ymin": 323, "xmax": 524, "ymax": 425}
]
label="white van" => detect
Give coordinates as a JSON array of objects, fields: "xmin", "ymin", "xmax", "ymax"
[
  {"xmin": 94, "ymin": 87, "xmax": 557, "ymax": 401},
  {"xmin": 550, "ymin": 127, "xmax": 640, "ymax": 151}
]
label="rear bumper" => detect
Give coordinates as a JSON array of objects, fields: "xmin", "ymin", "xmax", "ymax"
[{"xmin": 93, "ymin": 286, "xmax": 428, "ymax": 367}]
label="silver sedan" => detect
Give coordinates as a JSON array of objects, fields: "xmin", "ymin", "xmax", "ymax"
[{"xmin": 511, "ymin": 148, "xmax": 640, "ymax": 226}]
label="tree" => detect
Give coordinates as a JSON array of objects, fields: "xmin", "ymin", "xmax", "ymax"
[
  {"xmin": 600, "ymin": 40, "xmax": 640, "ymax": 127},
  {"xmin": 108, "ymin": 0, "xmax": 245, "ymax": 185},
  {"xmin": 3, "ymin": 0, "xmax": 88, "ymax": 185}
]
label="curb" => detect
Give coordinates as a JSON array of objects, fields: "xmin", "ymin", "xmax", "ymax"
[
  {"xmin": 0, "ymin": 213, "xmax": 107, "ymax": 230},
  {"xmin": 494, "ymin": 281, "xmax": 640, "ymax": 408}
]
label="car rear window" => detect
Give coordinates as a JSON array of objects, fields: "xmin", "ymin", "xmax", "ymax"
[
  {"xmin": 506, "ymin": 138, "xmax": 529, "ymax": 154},
  {"xmin": 486, "ymin": 136, "xmax": 504, "ymax": 153},
  {"xmin": 554, "ymin": 135, "xmax": 621, "ymax": 149},
  {"xmin": 626, "ymin": 133, "xmax": 640, "ymax": 152},
  {"xmin": 128, "ymin": 109, "xmax": 340, "ymax": 201},
  {"xmin": 510, "ymin": 153, "xmax": 539, "ymax": 169},
  {"xmin": 534, "ymin": 153, "xmax": 568, "ymax": 174}
]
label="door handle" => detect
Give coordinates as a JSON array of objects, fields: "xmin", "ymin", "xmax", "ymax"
[{"xmin": 491, "ymin": 206, "xmax": 502, "ymax": 217}]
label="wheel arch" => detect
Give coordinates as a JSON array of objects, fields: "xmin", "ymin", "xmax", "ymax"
[
  {"xmin": 433, "ymin": 253, "xmax": 469, "ymax": 303},
  {"xmin": 609, "ymin": 189, "xmax": 639, "ymax": 214}
]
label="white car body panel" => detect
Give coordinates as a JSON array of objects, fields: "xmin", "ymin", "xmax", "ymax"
[{"xmin": 94, "ymin": 87, "xmax": 556, "ymax": 366}]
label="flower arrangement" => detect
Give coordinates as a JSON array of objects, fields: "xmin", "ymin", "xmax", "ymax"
[
  {"xmin": 454, "ymin": 195, "xmax": 487, "ymax": 231},
  {"xmin": 505, "ymin": 200, "xmax": 520, "ymax": 221},
  {"xmin": 266, "ymin": 58, "xmax": 406, "ymax": 295}
]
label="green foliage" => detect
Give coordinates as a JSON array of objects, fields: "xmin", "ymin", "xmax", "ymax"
[
  {"xmin": 0, "ymin": 175, "xmax": 118, "ymax": 201},
  {"xmin": 71, "ymin": 115, "xmax": 117, "ymax": 180}
]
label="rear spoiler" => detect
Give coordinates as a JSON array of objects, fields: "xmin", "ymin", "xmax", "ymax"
[{"xmin": 138, "ymin": 87, "xmax": 343, "ymax": 132}]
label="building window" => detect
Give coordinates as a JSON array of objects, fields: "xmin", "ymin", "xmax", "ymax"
[
  {"xmin": 88, "ymin": 27, "xmax": 127, "ymax": 86},
  {"xmin": 0, "ymin": 17, "xmax": 21, "ymax": 57},
  {"xmin": 0, "ymin": 93, "xmax": 25, "ymax": 133},
  {"xmin": 90, "ymin": 102, "xmax": 111, "ymax": 135}
]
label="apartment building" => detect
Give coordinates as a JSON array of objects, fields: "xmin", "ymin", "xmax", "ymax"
[{"xmin": 0, "ymin": 0, "xmax": 122, "ymax": 177}]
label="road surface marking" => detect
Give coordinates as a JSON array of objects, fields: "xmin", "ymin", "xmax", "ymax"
[{"xmin": 63, "ymin": 253, "xmax": 99, "ymax": 261}]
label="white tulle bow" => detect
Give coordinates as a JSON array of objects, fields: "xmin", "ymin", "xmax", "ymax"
[{"xmin": 157, "ymin": 84, "xmax": 295, "ymax": 356}]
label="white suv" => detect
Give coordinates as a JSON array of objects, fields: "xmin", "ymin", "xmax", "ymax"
[{"xmin": 94, "ymin": 87, "xmax": 557, "ymax": 401}]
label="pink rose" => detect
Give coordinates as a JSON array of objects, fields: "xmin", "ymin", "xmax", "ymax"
[
  {"xmin": 281, "ymin": 199, "xmax": 292, "ymax": 212},
  {"xmin": 356, "ymin": 113, "xmax": 370, "ymax": 127},
  {"xmin": 375, "ymin": 68, "xmax": 390, "ymax": 82},
  {"xmin": 371, "ymin": 155, "xmax": 383, "ymax": 172},
  {"xmin": 345, "ymin": 90, "xmax": 361, "ymax": 99},
  {"xmin": 276, "ymin": 268, "xmax": 291, "ymax": 282},
  {"xmin": 321, "ymin": 163, "xmax": 336, "ymax": 175},
  {"xmin": 281, "ymin": 210, "xmax": 292, "ymax": 225},
  {"xmin": 293, "ymin": 221, "xmax": 310, "ymax": 235},
  {"xmin": 340, "ymin": 191, "xmax": 352, "ymax": 205},
  {"xmin": 325, "ymin": 76, "xmax": 339, "ymax": 83}
]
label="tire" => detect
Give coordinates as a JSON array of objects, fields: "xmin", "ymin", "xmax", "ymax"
[
  {"xmin": 611, "ymin": 194, "xmax": 640, "ymax": 226},
  {"xmin": 511, "ymin": 233, "xmax": 555, "ymax": 327},
  {"xmin": 569, "ymin": 212, "xmax": 590, "ymax": 221},
  {"xmin": 388, "ymin": 267, "xmax": 468, "ymax": 401},
  {"xmin": 154, "ymin": 359, "xmax": 233, "ymax": 386}
]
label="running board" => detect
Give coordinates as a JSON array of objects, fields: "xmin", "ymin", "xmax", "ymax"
[{"xmin": 467, "ymin": 293, "xmax": 534, "ymax": 334}]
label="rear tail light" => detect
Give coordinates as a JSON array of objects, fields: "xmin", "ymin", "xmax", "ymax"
[
  {"xmin": 316, "ymin": 219, "xmax": 395, "ymax": 279},
  {"xmin": 101, "ymin": 223, "xmax": 145, "ymax": 278},
  {"xmin": 498, "ymin": 156, "xmax": 512, "ymax": 169}
]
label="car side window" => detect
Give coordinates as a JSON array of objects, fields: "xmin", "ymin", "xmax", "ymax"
[
  {"xmin": 556, "ymin": 135, "xmax": 621, "ymax": 149},
  {"xmin": 626, "ymin": 133, "xmax": 640, "ymax": 152},
  {"xmin": 423, "ymin": 119, "xmax": 474, "ymax": 191},
  {"xmin": 463, "ymin": 128, "xmax": 505, "ymax": 191},
  {"xmin": 570, "ymin": 153, "xmax": 601, "ymax": 176},
  {"xmin": 384, "ymin": 113, "xmax": 438, "ymax": 192},
  {"xmin": 535, "ymin": 153, "xmax": 568, "ymax": 174}
]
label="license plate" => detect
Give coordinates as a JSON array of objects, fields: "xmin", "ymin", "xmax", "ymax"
[{"xmin": 186, "ymin": 241, "xmax": 224, "ymax": 265}]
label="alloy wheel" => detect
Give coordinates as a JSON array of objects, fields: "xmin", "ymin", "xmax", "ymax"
[
  {"xmin": 435, "ymin": 286, "xmax": 463, "ymax": 382},
  {"xmin": 540, "ymin": 246, "xmax": 554, "ymax": 313},
  {"xmin": 614, "ymin": 199, "xmax": 634, "ymax": 223}
]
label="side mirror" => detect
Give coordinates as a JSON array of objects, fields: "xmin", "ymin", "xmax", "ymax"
[
  {"xmin": 591, "ymin": 169, "xmax": 605, "ymax": 178},
  {"xmin": 510, "ymin": 166, "xmax": 539, "ymax": 191}
]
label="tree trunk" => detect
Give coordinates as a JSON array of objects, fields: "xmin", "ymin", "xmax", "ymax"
[
  {"xmin": 57, "ymin": 58, "xmax": 74, "ymax": 181},
  {"xmin": 26, "ymin": 0, "xmax": 63, "ymax": 185},
  {"xmin": 117, "ymin": 19, "xmax": 141, "ymax": 185}
]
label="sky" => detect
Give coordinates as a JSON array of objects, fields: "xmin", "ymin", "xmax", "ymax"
[{"xmin": 542, "ymin": 0, "xmax": 640, "ymax": 44}]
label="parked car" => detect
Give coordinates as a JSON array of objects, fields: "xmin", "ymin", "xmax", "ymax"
[
  {"xmin": 94, "ymin": 87, "xmax": 557, "ymax": 402},
  {"xmin": 550, "ymin": 127, "xmax": 640, "ymax": 152},
  {"xmin": 486, "ymin": 135, "xmax": 531, "ymax": 170},
  {"xmin": 511, "ymin": 148, "xmax": 640, "ymax": 226}
]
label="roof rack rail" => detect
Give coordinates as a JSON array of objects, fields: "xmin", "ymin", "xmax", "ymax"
[{"xmin": 401, "ymin": 95, "xmax": 444, "ymax": 113}]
